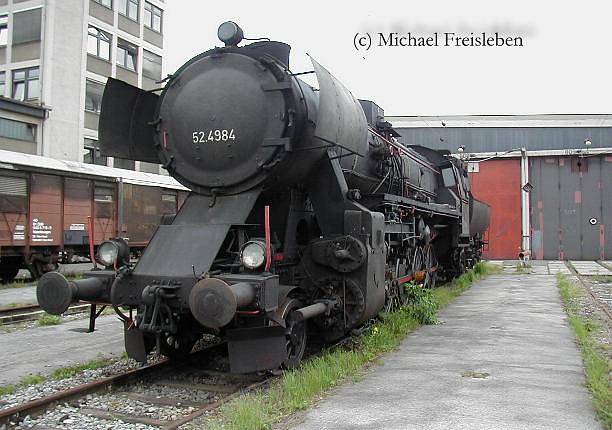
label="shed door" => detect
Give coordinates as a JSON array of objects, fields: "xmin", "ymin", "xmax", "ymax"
[
  {"xmin": 0, "ymin": 174, "xmax": 28, "ymax": 246},
  {"xmin": 469, "ymin": 159, "xmax": 522, "ymax": 259},
  {"xmin": 93, "ymin": 183, "xmax": 117, "ymax": 243},
  {"xmin": 530, "ymin": 156, "xmax": 611, "ymax": 260},
  {"xmin": 63, "ymin": 178, "xmax": 92, "ymax": 246}
]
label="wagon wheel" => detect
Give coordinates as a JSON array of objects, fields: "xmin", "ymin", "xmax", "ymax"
[
  {"xmin": 0, "ymin": 266, "xmax": 19, "ymax": 284},
  {"xmin": 159, "ymin": 333, "xmax": 198, "ymax": 360},
  {"xmin": 423, "ymin": 244, "xmax": 438, "ymax": 289},
  {"xmin": 410, "ymin": 245, "xmax": 425, "ymax": 286},
  {"xmin": 278, "ymin": 298, "xmax": 307, "ymax": 369},
  {"xmin": 457, "ymin": 248, "xmax": 467, "ymax": 275},
  {"xmin": 384, "ymin": 279, "xmax": 401, "ymax": 312}
]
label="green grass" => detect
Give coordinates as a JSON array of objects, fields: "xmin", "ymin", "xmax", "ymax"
[
  {"xmin": 50, "ymin": 358, "xmax": 110, "ymax": 379},
  {"xmin": 557, "ymin": 274, "xmax": 611, "ymax": 429},
  {"xmin": 515, "ymin": 263, "xmax": 530, "ymax": 274},
  {"xmin": 0, "ymin": 302, "xmax": 33, "ymax": 309},
  {"xmin": 37, "ymin": 312, "xmax": 62, "ymax": 326},
  {"xmin": 0, "ymin": 355, "xmax": 117, "ymax": 398},
  {"xmin": 0, "ymin": 280, "xmax": 27, "ymax": 290},
  {"xmin": 0, "ymin": 384, "xmax": 16, "ymax": 396},
  {"xmin": 591, "ymin": 275, "xmax": 612, "ymax": 283},
  {"xmin": 20, "ymin": 374, "xmax": 45, "ymax": 386},
  {"xmin": 208, "ymin": 261, "xmax": 498, "ymax": 430}
]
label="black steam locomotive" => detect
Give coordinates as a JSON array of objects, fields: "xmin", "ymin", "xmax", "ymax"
[{"xmin": 37, "ymin": 22, "xmax": 489, "ymax": 373}]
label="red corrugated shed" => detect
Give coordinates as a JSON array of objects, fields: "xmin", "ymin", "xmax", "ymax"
[{"xmin": 469, "ymin": 159, "xmax": 522, "ymax": 259}]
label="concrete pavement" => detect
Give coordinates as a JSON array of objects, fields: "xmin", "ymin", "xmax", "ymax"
[
  {"xmin": 0, "ymin": 285, "xmax": 37, "ymax": 307},
  {"xmin": 293, "ymin": 273, "xmax": 601, "ymax": 430},
  {"xmin": 0, "ymin": 263, "xmax": 95, "ymax": 307},
  {"xmin": 0, "ymin": 315, "xmax": 124, "ymax": 385}
]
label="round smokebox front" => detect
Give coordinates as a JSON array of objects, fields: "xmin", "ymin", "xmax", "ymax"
[{"xmin": 157, "ymin": 52, "xmax": 288, "ymax": 194}]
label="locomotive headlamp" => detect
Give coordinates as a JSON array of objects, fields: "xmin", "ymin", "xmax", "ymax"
[
  {"xmin": 240, "ymin": 240, "xmax": 266, "ymax": 270},
  {"xmin": 97, "ymin": 239, "xmax": 130, "ymax": 268},
  {"xmin": 218, "ymin": 21, "xmax": 244, "ymax": 46}
]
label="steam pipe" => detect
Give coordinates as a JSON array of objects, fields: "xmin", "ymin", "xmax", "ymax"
[{"xmin": 293, "ymin": 302, "xmax": 328, "ymax": 321}]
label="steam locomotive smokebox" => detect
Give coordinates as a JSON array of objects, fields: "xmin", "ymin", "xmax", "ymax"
[{"xmin": 156, "ymin": 46, "xmax": 294, "ymax": 195}]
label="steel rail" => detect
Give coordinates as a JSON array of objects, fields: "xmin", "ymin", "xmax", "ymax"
[
  {"xmin": 0, "ymin": 304, "xmax": 90, "ymax": 325},
  {"xmin": 0, "ymin": 342, "xmax": 228, "ymax": 427},
  {"xmin": 566, "ymin": 265, "xmax": 612, "ymax": 321}
]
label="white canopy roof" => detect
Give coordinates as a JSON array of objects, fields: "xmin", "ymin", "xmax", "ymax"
[{"xmin": 0, "ymin": 150, "xmax": 189, "ymax": 191}]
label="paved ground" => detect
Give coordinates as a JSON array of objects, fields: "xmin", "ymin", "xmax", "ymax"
[
  {"xmin": 491, "ymin": 260, "xmax": 610, "ymax": 276},
  {"xmin": 570, "ymin": 261, "xmax": 612, "ymax": 276},
  {"xmin": 293, "ymin": 273, "xmax": 601, "ymax": 430},
  {"xmin": 0, "ymin": 285, "xmax": 37, "ymax": 307},
  {"xmin": 0, "ymin": 315, "xmax": 124, "ymax": 385},
  {"xmin": 548, "ymin": 261, "xmax": 572, "ymax": 275},
  {"xmin": 13, "ymin": 262, "xmax": 94, "ymax": 281},
  {"xmin": 1, "ymin": 263, "xmax": 95, "ymax": 307}
]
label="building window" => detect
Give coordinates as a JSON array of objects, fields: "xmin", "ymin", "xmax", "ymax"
[
  {"xmin": 142, "ymin": 50, "xmax": 162, "ymax": 80},
  {"xmin": 0, "ymin": 117, "xmax": 36, "ymax": 142},
  {"xmin": 94, "ymin": 183, "xmax": 114, "ymax": 218},
  {"xmin": 0, "ymin": 175, "xmax": 28, "ymax": 214},
  {"xmin": 0, "ymin": 72, "xmax": 5, "ymax": 96},
  {"xmin": 85, "ymin": 80, "xmax": 105, "ymax": 114},
  {"xmin": 0, "ymin": 15, "xmax": 7, "ymax": 46},
  {"xmin": 12, "ymin": 67, "xmax": 40, "ymax": 102},
  {"xmin": 114, "ymin": 157, "xmax": 135, "ymax": 170},
  {"xmin": 118, "ymin": 0, "xmax": 139, "ymax": 21},
  {"xmin": 117, "ymin": 39, "xmax": 137, "ymax": 71},
  {"xmin": 87, "ymin": 26, "xmax": 111, "ymax": 61},
  {"xmin": 144, "ymin": 2, "xmax": 162, "ymax": 32},
  {"xmin": 93, "ymin": 0, "xmax": 113, "ymax": 8},
  {"xmin": 84, "ymin": 138, "xmax": 107, "ymax": 166},
  {"xmin": 13, "ymin": 8, "xmax": 42, "ymax": 44}
]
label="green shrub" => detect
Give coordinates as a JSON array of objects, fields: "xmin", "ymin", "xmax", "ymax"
[
  {"xmin": 401, "ymin": 283, "xmax": 439, "ymax": 325},
  {"xmin": 37, "ymin": 313, "xmax": 61, "ymax": 326}
]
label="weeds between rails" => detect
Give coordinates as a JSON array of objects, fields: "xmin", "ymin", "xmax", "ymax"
[
  {"xmin": 204, "ymin": 261, "xmax": 497, "ymax": 430},
  {"xmin": 557, "ymin": 274, "xmax": 612, "ymax": 429}
]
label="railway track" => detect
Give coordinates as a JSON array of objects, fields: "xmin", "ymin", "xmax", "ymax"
[
  {"xmin": 0, "ymin": 342, "xmax": 275, "ymax": 429},
  {"xmin": 0, "ymin": 304, "xmax": 90, "ymax": 326},
  {"xmin": 567, "ymin": 264, "xmax": 612, "ymax": 321}
]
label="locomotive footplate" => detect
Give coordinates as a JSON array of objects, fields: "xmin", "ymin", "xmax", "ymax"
[{"xmin": 226, "ymin": 326, "xmax": 286, "ymax": 373}]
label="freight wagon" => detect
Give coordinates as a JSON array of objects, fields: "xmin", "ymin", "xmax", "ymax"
[{"xmin": 0, "ymin": 149, "xmax": 188, "ymax": 282}]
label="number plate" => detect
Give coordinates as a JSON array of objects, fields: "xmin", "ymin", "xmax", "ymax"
[{"xmin": 192, "ymin": 129, "xmax": 236, "ymax": 143}]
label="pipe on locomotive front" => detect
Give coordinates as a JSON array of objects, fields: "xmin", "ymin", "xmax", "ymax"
[
  {"xmin": 188, "ymin": 277, "xmax": 331, "ymax": 329},
  {"xmin": 36, "ymin": 272, "xmax": 108, "ymax": 315},
  {"xmin": 188, "ymin": 278, "xmax": 256, "ymax": 329}
]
